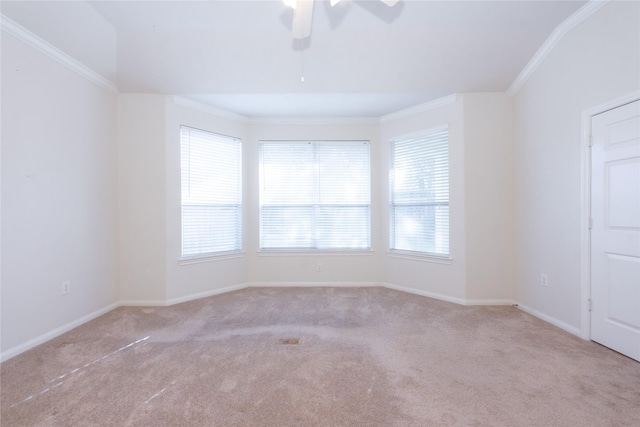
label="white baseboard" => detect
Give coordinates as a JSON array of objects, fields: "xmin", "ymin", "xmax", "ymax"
[
  {"xmin": 382, "ymin": 283, "xmax": 515, "ymax": 306},
  {"xmin": 0, "ymin": 302, "xmax": 119, "ymax": 363},
  {"xmin": 463, "ymin": 298, "xmax": 517, "ymax": 306},
  {"xmin": 117, "ymin": 299, "xmax": 170, "ymax": 307},
  {"xmin": 382, "ymin": 282, "xmax": 467, "ymax": 305},
  {"xmin": 516, "ymin": 303, "xmax": 582, "ymax": 337},
  {"xmin": 119, "ymin": 284, "xmax": 250, "ymax": 307},
  {"xmin": 248, "ymin": 281, "xmax": 380, "ymax": 288},
  {"xmin": 164, "ymin": 283, "xmax": 249, "ymax": 306},
  {"xmin": 1, "ymin": 283, "xmax": 580, "ymax": 363}
]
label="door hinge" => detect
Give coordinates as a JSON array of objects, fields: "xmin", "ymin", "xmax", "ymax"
[
  {"xmin": 588, "ymin": 218, "xmax": 593, "ymax": 230},
  {"xmin": 588, "ymin": 132, "xmax": 593, "ymax": 147},
  {"xmin": 588, "ymin": 299, "xmax": 593, "ymax": 312}
]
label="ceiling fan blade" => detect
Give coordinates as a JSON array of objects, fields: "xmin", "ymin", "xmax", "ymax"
[
  {"xmin": 380, "ymin": 0, "xmax": 399, "ymax": 6},
  {"xmin": 292, "ymin": 0, "xmax": 314, "ymax": 40}
]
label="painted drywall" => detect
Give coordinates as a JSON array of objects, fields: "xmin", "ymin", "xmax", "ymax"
[
  {"xmin": 5, "ymin": 0, "xmax": 631, "ymax": 361},
  {"xmin": 246, "ymin": 120, "xmax": 384, "ymax": 285},
  {"xmin": 462, "ymin": 93, "xmax": 515, "ymax": 302},
  {"xmin": 116, "ymin": 96, "xmax": 251, "ymax": 303},
  {"xmin": 117, "ymin": 94, "xmax": 167, "ymax": 303},
  {"xmin": 513, "ymin": 1, "xmax": 640, "ymax": 330},
  {"xmin": 380, "ymin": 97, "xmax": 468, "ymax": 301},
  {"xmin": 1, "ymin": 1, "xmax": 118, "ymax": 83},
  {"xmin": 1, "ymin": 34, "xmax": 118, "ymax": 356},
  {"xmin": 119, "ymin": 101, "xmax": 385, "ymax": 297},
  {"xmin": 164, "ymin": 99, "xmax": 250, "ymax": 301}
]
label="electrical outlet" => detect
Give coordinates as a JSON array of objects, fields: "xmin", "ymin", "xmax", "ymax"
[
  {"xmin": 541, "ymin": 274, "xmax": 549, "ymax": 287},
  {"xmin": 62, "ymin": 281, "xmax": 71, "ymax": 295},
  {"xmin": 317, "ymin": 263, "xmax": 322, "ymax": 273}
]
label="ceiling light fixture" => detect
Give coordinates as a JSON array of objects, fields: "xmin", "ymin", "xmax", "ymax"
[
  {"xmin": 283, "ymin": 0, "xmax": 298, "ymax": 9},
  {"xmin": 283, "ymin": 0, "xmax": 399, "ymax": 40}
]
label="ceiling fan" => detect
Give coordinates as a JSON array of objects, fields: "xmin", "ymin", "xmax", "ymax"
[{"xmin": 283, "ymin": 0, "xmax": 400, "ymax": 39}]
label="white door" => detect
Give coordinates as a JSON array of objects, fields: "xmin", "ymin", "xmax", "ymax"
[{"xmin": 591, "ymin": 99, "xmax": 640, "ymax": 362}]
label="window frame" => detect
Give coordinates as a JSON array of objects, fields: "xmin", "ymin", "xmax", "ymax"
[
  {"xmin": 179, "ymin": 125, "xmax": 243, "ymax": 261},
  {"xmin": 388, "ymin": 125, "xmax": 451, "ymax": 260},
  {"xmin": 258, "ymin": 140, "xmax": 372, "ymax": 252}
]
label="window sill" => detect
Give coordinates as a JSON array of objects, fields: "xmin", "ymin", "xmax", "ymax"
[
  {"xmin": 179, "ymin": 251, "xmax": 245, "ymax": 265},
  {"xmin": 387, "ymin": 250, "xmax": 452, "ymax": 264},
  {"xmin": 258, "ymin": 250, "xmax": 374, "ymax": 257}
]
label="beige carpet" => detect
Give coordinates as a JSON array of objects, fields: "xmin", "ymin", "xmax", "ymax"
[{"xmin": 1, "ymin": 287, "xmax": 639, "ymax": 426}]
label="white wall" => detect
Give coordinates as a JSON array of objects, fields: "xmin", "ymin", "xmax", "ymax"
[
  {"xmin": 118, "ymin": 103, "xmax": 385, "ymax": 299},
  {"xmin": 4, "ymin": 0, "xmax": 633, "ymax": 360},
  {"xmin": 1, "ymin": 34, "xmax": 118, "ymax": 357},
  {"xmin": 513, "ymin": 1, "xmax": 640, "ymax": 330},
  {"xmin": 379, "ymin": 94, "xmax": 514, "ymax": 304},
  {"xmin": 164, "ymin": 100, "xmax": 250, "ymax": 301},
  {"xmin": 117, "ymin": 94, "xmax": 168, "ymax": 304},
  {"xmin": 463, "ymin": 93, "xmax": 514, "ymax": 302},
  {"xmin": 246, "ymin": 120, "xmax": 383, "ymax": 286},
  {"xmin": 122, "ymin": 95, "xmax": 514, "ymax": 305},
  {"xmin": 380, "ymin": 98, "xmax": 467, "ymax": 301},
  {"xmin": 1, "ymin": 1, "xmax": 118, "ymax": 83},
  {"xmin": 117, "ymin": 96, "xmax": 252, "ymax": 304}
]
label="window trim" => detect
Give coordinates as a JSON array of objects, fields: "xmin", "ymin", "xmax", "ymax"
[
  {"xmin": 179, "ymin": 250, "xmax": 245, "ymax": 265},
  {"xmin": 257, "ymin": 249, "xmax": 374, "ymax": 257},
  {"xmin": 258, "ymin": 140, "xmax": 372, "ymax": 251},
  {"xmin": 389, "ymin": 125, "xmax": 450, "ymax": 258},
  {"xmin": 180, "ymin": 125, "xmax": 243, "ymax": 260},
  {"xmin": 386, "ymin": 249, "xmax": 452, "ymax": 264}
]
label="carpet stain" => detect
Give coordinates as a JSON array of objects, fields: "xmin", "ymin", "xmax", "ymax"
[
  {"xmin": 220, "ymin": 378, "xmax": 238, "ymax": 392},
  {"xmin": 279, "ymin": 338, "xmax": 300, "ymax": 345},
  {"xmin": 53, "ymin": 341, "xmax": 73, "ymax": 348}
]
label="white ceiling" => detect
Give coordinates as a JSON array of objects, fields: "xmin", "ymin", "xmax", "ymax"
[{"xmin": 2, "ymin": 0, "xmax": 587, "ymax": 117}]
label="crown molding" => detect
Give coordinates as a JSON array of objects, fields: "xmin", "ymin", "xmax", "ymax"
[
  {"xmin": 379, "ymin": 94, "xmax": 457, "ymax": 123},
  {"xmin": 172, "ymin": 96, "xmax": 250, "ymax": 123},
  {"xmin": 172, "ymin": 97, "xmax": 379, "ymax": 125},
  {"xmin": 249, "ymin": 116, "xmax": 380, "ymax": 126},
  {"xmin": 1, "ymin": 14, "xmax": 118, "ymax": 94},
  {"xmin": 507, "ymin": 0, "xmax": 609, "ymax": 97}
]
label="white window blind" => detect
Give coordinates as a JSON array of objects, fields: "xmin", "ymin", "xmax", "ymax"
[
  {"xmin": 390, "ymin": 127, "xmax": 449, "ymax": 256},
  {"xmin": 180, "ymin": 126, "xmax": 242, "ymax": 258},
  {"xmin": 259, "ymin": 141, "xmax": 370, "ymax": 250}
]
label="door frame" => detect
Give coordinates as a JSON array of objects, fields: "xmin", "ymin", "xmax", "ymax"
[{"xmin": 580, "ymin": 91, "xmax": 640, "ymax": 340}]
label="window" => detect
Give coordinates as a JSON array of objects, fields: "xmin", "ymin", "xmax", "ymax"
[
  {"xmin": 180, "ymin": 126, "xmax": 242, "ymax": 258},
  {"xmin": 259, "ymin": 141, "xmax": 370, "ymax": 250},
  {"xmin": 390, "ymin": 126, "xmax": 449, "ymax": 257}
]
